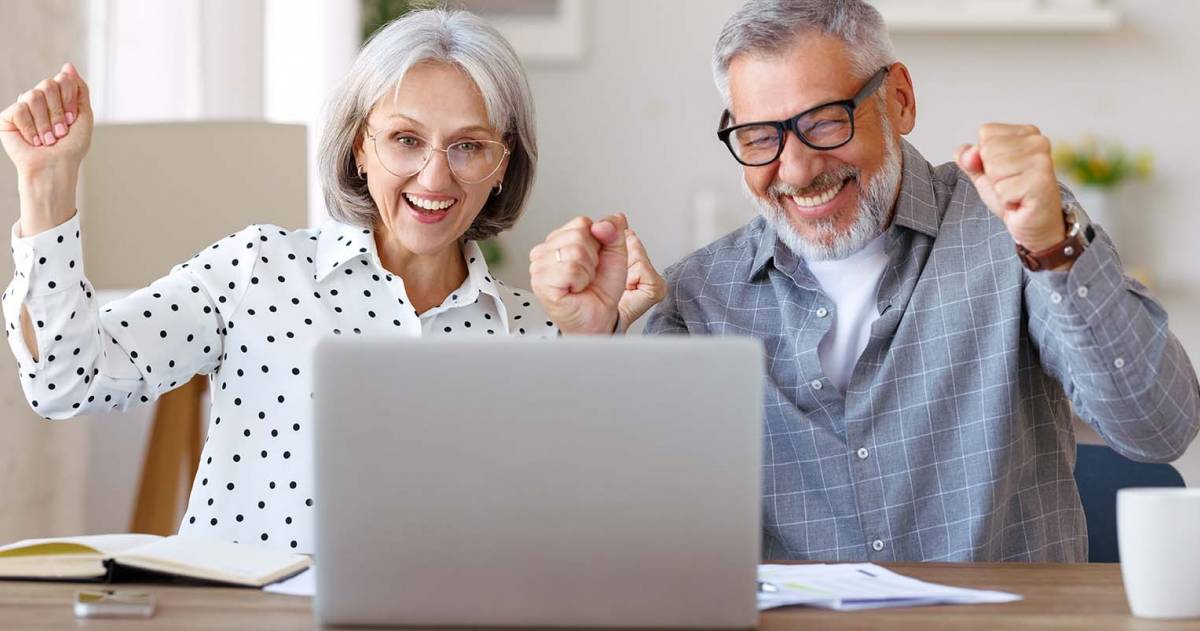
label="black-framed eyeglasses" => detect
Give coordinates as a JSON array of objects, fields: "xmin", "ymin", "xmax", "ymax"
[{"xmin": 716, "ymin": 65, "xmax": 892, "ymax": 167}]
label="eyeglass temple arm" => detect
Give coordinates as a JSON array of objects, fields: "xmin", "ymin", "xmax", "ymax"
[
  {"xmin": 717, "ymin": 110, "xmax": 733, "ymax": 137},
  {"xmin": 852, "ymin": 65, "xmax": 892, "ymax": 107}
]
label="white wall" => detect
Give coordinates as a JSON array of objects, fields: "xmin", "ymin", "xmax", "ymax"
[{"xmin": 499, "ymin": 0, "xmax": 1200, "ymax": 483}]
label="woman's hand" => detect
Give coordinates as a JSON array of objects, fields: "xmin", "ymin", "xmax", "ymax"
[
  {"xmin": 530, "ymin": 213, "xmax": 666, "ymax": 334},
  {"xmin": 0, "ymin": 62, "xmax": 93, "ymax": 236}
]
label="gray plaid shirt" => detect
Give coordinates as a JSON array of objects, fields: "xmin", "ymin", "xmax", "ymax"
[{"xmin": 646, "ymin": 140, "xmax": 1199, "ymax": 562}]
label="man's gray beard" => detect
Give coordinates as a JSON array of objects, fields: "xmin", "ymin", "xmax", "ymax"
[{"xmin": 744, "ymin": 123, "xmax": 904, "ymax": 262}]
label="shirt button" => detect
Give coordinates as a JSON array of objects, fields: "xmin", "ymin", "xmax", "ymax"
[
  {"xmin": 810, "ymin": 380, "xmax": 823, "ymax": 391},
  {"xmin": 1050, "ymin": 292, "xmax": 1063, "ymax": 304},
  {"xmin": 872, "ymin": 539, "xmax": 885, "ymax": 552},
  {"xmin": 856, "ymin": 447, "xmax": 869, "ymax": 460},
  {"xmin": 1077, "ymin": 286, "xmax": 1089, "ymax": 298},
  {"xmin": 816, "ymin": 307, "xmax": 828, "ymax": 318},
  {"xmin": 1114, "ymin": 357, "xmax": 1125, "ymax": 369}
]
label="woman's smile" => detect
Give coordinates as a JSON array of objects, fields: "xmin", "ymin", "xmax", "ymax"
[{"xmin": 402, "ymin": 192, "xmax": 459, "ymax": 224}]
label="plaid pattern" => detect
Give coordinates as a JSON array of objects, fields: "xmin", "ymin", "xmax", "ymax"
[{"xmin": 646, "ymin": 140, "xmax": 1199, "ymax": 562}]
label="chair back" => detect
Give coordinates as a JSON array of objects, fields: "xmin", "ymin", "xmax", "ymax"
[
  {"xmin": 80, "ymin": 121, "xmax": 308, "ymax": 288},
  {"xmin": 1074, "ymin": 444, "xmax": 1185, "ymax": 562}
]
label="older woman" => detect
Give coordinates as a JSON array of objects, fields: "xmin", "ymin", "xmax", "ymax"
[{"xmin": 0, "ymin": 9, "xmax": 662, "ymax": 553}]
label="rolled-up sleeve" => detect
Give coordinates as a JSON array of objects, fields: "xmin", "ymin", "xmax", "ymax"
[
  {"xmin": 2, "ymin": 215, "xmax": 260, "ymax": 419},
  {"xmin": 1025, "ymin": 224, "xmax": 1200, "ymax": 462}
]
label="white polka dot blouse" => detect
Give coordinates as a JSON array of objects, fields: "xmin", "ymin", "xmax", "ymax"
[{"xmin": 2, "ymin": 214, "xmax": 558, "ymax": 553}]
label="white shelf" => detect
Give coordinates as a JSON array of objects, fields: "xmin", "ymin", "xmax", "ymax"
[{"xmin": 879, "ymin": 6, "xmax": 1121, "ymax": 33}]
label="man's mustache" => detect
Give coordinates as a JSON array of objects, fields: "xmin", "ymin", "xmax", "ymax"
[{"xmin": 767, "ymin": 166, "xmax": 858, "ymax": 199}]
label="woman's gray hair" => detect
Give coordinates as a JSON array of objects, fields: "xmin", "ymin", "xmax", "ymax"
[
  {"xmin": 712, "ymin": 0, "xmax": 897, "ymax": 106},
  {"xmin": 318, "ymin": 8, "xmax": 537, "ymax": 240}
]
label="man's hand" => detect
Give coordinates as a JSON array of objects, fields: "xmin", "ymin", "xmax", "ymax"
[
  {"xmin": 617, "ymin": 228, "xmax": 666, "ymax": 330},
  {"xmin": 530, "ymin": 213, "xmax": 665, "ymax": 334},
  {"xmin": 956, "ymin": 124, "xmax": 1068, "ymax": 258}
]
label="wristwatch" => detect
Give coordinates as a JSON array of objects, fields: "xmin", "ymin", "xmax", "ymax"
[{"xmin": 1015, "ymin": 204, "xmax": 1090, "ymax": 272}]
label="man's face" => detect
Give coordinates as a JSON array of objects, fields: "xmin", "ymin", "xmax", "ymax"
[{"xmin": 727, "ymin": 35, "xmax": 911, "ymax": 260}]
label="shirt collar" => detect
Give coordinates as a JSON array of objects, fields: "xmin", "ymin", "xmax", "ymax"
[
  {"xmin": 312, "ymin": 220, "xmax": 509, "ymax": 324},
  {"xmin": 745, "ymin": 139, "xmax": 941, "ymax": 282},
  {"xmin": 890, "ymin": 139, "xmax": 941, "ymax": 239},
  {"xmin": 314, "ymin": 220, "xmax": 376, "ymax": 283},
  {"xmin": 747, "ymin": 219, "xmax": 783, "ymax": 282},
  {"xmin": 405, "ymin": 240, "xmax": 510, "ymax": 329},
  {"xmin": 453, "ymin": 240, "xmax": 510, "ymax": 329}
]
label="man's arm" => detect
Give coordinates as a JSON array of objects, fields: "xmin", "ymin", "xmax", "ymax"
[
  {"xmin": 1025, "ymin": 224, "xmax": 1199, "ymax": 462},
  {"xmin": 956, "ymin": 123, "xmax": 1199, "ymax": 462}
]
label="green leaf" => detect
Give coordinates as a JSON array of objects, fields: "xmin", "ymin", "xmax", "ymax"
[
  {"xmin": 361, "ymin": 0, "xmax": 413, "ymax": 43},
  {"xmin": 477, "ymin": 239, "xmax": 505, "ymax": 267}
]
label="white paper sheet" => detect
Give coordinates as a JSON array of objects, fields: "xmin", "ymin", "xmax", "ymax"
[
  {"xmin": 757, "ymin": 563, "xmax": 1022, "ymax": 611},
  {"xmin": 263, "ymin": 566, "xmax": 315, "ymax": 597},
  {"xmin": 259, "ymin": 563, "xmax": 1022, "ymax": 608}
]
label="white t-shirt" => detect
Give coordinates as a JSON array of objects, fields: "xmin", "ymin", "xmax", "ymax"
[{"xmin": 806, "ymin": 233, "xmax": 890, "ymax": 393}]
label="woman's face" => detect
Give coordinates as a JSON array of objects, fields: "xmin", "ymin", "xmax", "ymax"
[{"xmin": 355, "ymin": 62, "xmax": 508, "ymax": 255}]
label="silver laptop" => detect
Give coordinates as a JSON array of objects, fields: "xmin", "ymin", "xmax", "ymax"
[{"xmin": 313, "ymin": 337, "xmax": 763, "ymax": 628}]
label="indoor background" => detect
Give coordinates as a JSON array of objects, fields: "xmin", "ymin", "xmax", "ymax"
[{"xmin": 1, "ymin": 0, "xmax": 1195, "ymax": 543}]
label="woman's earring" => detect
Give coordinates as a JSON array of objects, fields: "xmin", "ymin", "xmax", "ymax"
[
  {"xmin": 491, "ymin": 182, "xmax": 503, "ymax": 197},
  {"xmin": 357, "ymin": 164, "xmax": 366, "ymax": 179}
]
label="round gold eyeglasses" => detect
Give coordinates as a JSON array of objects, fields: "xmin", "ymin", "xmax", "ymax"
[{"xmin": 365, "ymin": 128, "xmax": 510, "ymax": 184}]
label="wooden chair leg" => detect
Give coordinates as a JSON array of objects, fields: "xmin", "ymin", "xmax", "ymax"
[{"xmin": 129, "ymin": 376, "xmax": 207, "ymax": 535}]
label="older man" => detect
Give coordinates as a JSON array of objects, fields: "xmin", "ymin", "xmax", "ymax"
[{"xmin": 530, "ymin": 0, "xmax": 1199, "ymax": 562}]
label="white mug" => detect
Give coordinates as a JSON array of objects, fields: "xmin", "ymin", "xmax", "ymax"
[{"xmin": 1117, "ymin": 487, "xmax": 1200, "ymax": 619}]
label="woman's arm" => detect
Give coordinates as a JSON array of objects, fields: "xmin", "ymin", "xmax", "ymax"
[
  {"xmin": 3, "ymin": 217, "xmax": 262, "ymax": 419},
  {"xmin": 1, "ymin": 64, "xmax": 93, "ymax": 358},
  {"xmin": 1, "ymin": 63, "xmax": 263, "ymax": 419}
]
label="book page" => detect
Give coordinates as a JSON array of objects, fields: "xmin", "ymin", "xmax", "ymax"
[
  {"xmin": 115, "ymin": 535, "xmax": 311, "ymax": 586},
  {"xmin": 0, "ymin": 534, "xmax": 161, "ymax": 558}
]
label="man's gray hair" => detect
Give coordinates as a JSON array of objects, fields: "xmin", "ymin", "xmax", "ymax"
[
  {"xmin": 713, "ymin": 0, "xmax": 897, "ymax": 106},
  {"xmin": 318, "ymin": 8, "xmax": 537, "ymax": 240}
]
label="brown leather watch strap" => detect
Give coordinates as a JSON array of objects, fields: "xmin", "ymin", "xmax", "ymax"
[{"xmin": 1015, "ymin": 224, "xmax": 1086, "ymax": 271}]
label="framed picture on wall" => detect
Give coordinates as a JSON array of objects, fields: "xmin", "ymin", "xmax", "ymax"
[{"xmin": 456, "ymin": 0, "xmax": 587, "ymax": 64}]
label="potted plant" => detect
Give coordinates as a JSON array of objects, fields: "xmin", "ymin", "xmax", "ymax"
[{"xmin": 1053, "ymin": 136, "xmax": 1152, "ymax": 247}]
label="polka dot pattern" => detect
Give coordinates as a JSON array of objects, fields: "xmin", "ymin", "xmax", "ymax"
[{"xmin": 2, "ymin": 215, "xmax": 557, "ymax": 553}]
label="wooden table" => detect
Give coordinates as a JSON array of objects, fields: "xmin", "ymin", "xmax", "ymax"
[{"xmin": 0, "ymin": 563, "xmax": 1195, "ymax": 630}]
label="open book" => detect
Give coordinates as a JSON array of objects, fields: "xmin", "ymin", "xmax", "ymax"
[{"xmin": 0, "ymin": 534, "xmax": 310, "ymax": 587}]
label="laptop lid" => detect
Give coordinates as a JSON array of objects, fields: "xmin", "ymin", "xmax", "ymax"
[{"xmin": 313, "ymin": 337, "xmax": 763, "ymax": 628}]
